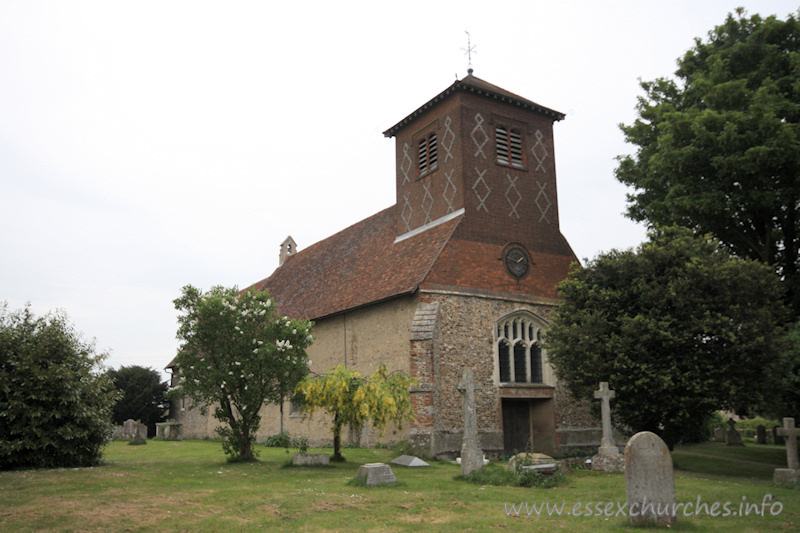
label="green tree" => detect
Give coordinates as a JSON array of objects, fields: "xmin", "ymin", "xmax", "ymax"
[
  {"xmin": 0, "ymin": 304, "xmax": 120, "ymax": 469},
  {"xmin": 545, "ymin": 227, "xmax": 788, "ymax": 448},
  {"xmin": 107, "ymin": 365, "xmax": 168, "ymax": 437},
  {"xmin": 295, "ymin": 364, "xmax": 416, "ymax": 461},
  {"xmin": 766, "ymin": 319, "xmax": 800, "ymax": 420},
  {"xmin": 615, "ymin": 9, "xmax": 800, "ymax": 314},
  {"xmin": 172, "ymin": 285, "xmax": 312, "ymax": 462}
]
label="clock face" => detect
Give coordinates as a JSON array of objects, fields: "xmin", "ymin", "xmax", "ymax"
[{"xmin": 504, "ymin": 246, "xmax": 530, "ymax": 279}]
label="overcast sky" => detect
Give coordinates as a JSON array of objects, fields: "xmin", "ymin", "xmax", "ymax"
[{"xmin": 1, "ymin": 1, "xmax": 796, "ymax": 378}]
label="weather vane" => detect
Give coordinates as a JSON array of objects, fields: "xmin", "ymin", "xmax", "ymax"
[{"xmin": 462, "ymin": 31, "xmax": 476, "ymax": 74}]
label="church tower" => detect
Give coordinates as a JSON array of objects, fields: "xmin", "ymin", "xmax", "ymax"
[{"xmin": 383, "ymin": 71, "xmax": 573, "ymax": 261}]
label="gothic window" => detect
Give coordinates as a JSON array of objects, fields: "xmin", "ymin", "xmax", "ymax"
[
  {"xmin": 498, "ymin": 340, "xmax": 511, "ymax": 382},
  {"xmin": 495, "ymin": 313, "xmax": 545, "ymax": 384},
  {"xmin": 418, "ymin": 133, "xmax": 438, "ymax": 176},
  {"xmin": 496, "ymin": 126, "xmax": 524, "ymax": 168}
]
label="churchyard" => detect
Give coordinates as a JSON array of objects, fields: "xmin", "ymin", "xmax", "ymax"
[{"xmin": 0, "ymin": 438, "xmax": 797, "ymax": 531}]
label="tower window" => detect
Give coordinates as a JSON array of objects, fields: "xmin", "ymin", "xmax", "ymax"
[
  {"xmin": 418, "ymin": 133, "xmax": 438, "ymax": 176},
  {"xmin": 496, "ymin": 126, "xmax": 524, "ymax": 168}
]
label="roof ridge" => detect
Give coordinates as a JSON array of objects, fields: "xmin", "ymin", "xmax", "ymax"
[{"xmin": 383, "ymin": 74, "xmax": 564, "ymax": 138}]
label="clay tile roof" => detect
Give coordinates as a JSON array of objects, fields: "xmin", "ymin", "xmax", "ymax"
[
  {"xmin": 249, "ymin": 206, "xmax": 463, "ymax": 320},
  {"xmin": 383, "ymin": 72, "xmax": 565, "ymax": 138}
]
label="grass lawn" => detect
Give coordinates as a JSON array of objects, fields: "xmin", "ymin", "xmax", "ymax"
[{"xmin": 0, "ymin": 440, "xmax": 797, "ymax": 531}]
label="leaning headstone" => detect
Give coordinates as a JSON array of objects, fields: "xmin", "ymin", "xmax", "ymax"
[
  {"xmin": 625, "ymin": 432, "xmax": 678, "ymax": 526},
  {"xmin": 726, "ymin": 418, "xmax": 743, "ymax": 446},
  {"xmin": 713, "ymin": 427, "xmax": 726, "ymax": 443},
  {"xmin": 773, "ymin": 417, "xmax": 800, "ymax": 484},
  {"xmin": 773, "ymin": 425, "xmax": 786, "ymax": 446},
  {"xmin": 756, "ymin": 425, "xmax": 767, "ymax": 445},
  {"xmin": 457, "ymin": 369, "xmax": 484, "ymax": 476},
  {"xmin": 355, "ymin": 462, "xmax": 397, "ymax": 486},
  {"xmin": 391, "ymin": 455, "xmax": 430, "ymax": 468},
  {"xmin": 591, "ymin": 382, "xmax": 625, "ymax": 472}
]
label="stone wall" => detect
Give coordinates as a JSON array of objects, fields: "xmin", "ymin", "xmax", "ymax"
[
  {"xmin": 411, "ymin": 290, "xmax": 553, "ymax": 457},
  {"xmin": 409, "ymin": 289, "xmax": 598, "ymax": 458}
]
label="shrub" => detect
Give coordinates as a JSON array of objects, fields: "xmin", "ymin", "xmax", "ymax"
[
  {"xmin": 0, "ymin": 305, "xmax": 120, "ymax": 469},
  {"xmin": 264, "ymin": 432, "xmax": 293, "ymax": 448}
]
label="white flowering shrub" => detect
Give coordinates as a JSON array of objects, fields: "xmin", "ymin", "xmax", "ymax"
[{"xmin": 172, "ymin": 285, "xmax": 313, "ymax": 462}]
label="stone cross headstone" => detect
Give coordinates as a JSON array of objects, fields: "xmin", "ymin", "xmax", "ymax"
[
  {"xmin": 625, "ymin": 431, "xmax": 678, "ymax": 526},
  {"xmin": 774, "ymin": 417, "xmax": 800, "ymax": 484},
  {"xmin": 713, "ymin": 427, "xmax": 726, "ymax": 443},
  {"xmin": 457, "ymin": 369, "xmax": 484, "ymax": 476},
  {"xmin": 726, "ymin": 418, "xmax": 743, "ymax": 446},
  {"xmin": 777, "ymin": 418, "xmax": 800, "ymax": 470},
  {"xmin": 594, "ymin": 382, "xmax": 618, "ymax": 456},
  {"xmin": 756, "ymin": 424, "xmax": 767, "ymax": 445}
]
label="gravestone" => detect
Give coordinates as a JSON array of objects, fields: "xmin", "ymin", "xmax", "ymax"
[
  {"xmin": 391, "ymin": 455, "xmax": 430, "ymax": 468},
  {"xmin": 155, "ymin": 422, "xmax": 182, "ymax": 441},
  {"xmin": 756, "ymin": 424, "xmax": 767, "ymax": 445},
  {"xmin": 507, "ymin": 452, "xmax": 553, "ymax": 471},
  {"xmin": 457, "ymin": 369, "xmax": 484, "ymax": 476},
  {"xmin": 591, "ymin": 382, "xmax": 624, "ymax": 472},
  {"xmin": 291, "ymin": 453, "xmax": 329, "ymax": 466},
  {"xmin": 713, "ymin": 427, "xmax": 726, "ymax": 443},
  {"xmin": 625, "ymin": 432, "xmax": 677, "ymax": 526},
  {"xmin": 773, "ymin": 425, "xmax": 785, "ymax": 446},
  {"xmin": 594, "ymin": 382, "xmax": 618, "ymax": 455},
  {"xmin": 774, "ymin": 417, "xmax": 800, "ymax": 484},
  {"xmin": 118, "ymin": 419, "xmax": 147, "ymax": 443},
  {"xmin": 726, "ymin": 418, "xmax": 743, "ymax": 446},
  {"xmin": 355, "ymin": 462, "xmax": 397, "ymax": 486}
]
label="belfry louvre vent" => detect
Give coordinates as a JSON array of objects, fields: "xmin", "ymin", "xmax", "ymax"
[
  {"xmin": 496, "ymin": 126, "xmax": 524, "ymax": 168},
  {"xmin": 418, "ymin": 133, "xmax": 438, "ymax": 176}
]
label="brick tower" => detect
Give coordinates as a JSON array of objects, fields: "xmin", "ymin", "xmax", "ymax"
[{"xmin": 384, "ymin": 70, "xmax": 573, "ymax": 262}]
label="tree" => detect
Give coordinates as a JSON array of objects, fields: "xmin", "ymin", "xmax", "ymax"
[
  {"xmin": 615, "ymin": 9, "xmax": 800, "ymax": 314},
  {"xmin": 172, "ymin": 285, "xmax": 313, "ymax": 462},
  {"xmin": 0, "ymin": 304, "xmax": 120, "ymax": 469},
  {"xmin": 294, "ymin": 364, "xmax": 416, "ymax": 461},
  {"xmin": 545, "ymin": 227, "xmax": 788, "ymax": 448},
  {"xmin": 107, "ymin": 365, "xmax": 168, "ymax": 437},
  {"xmin": 766, "ymin": 319, "xmax": 800, "ymax": 420}
]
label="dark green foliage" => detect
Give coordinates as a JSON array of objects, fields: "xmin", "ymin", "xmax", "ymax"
[
  {"xmin": 516, "ymin": 469, "xmax": 566, "ymax": 489},
  {"xmin": 616, "ymin": 9, "xmax": 800, "ymax": 314},
  {"xmin": 107, "ymin": 365, "xmax": 167, "ymax": 437},
  {"xmin": 458, "ymin": 464, "xmax": 516, "ymax": 486},
  {"xmin": 767, "ymin": 319, "xmax": 800, "ymax": 420},
  {"xmin": 0, "ymin": 304, "xmax": 120, "ymax": 470},
  {"xmin": 545, "ymin": 227, "xmax": 788, "ymax": 449}
]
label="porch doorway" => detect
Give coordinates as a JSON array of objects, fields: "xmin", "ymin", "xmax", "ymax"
[{"xmin": 501, "ymin": 398, "xmax": 555, "ymax": 457}]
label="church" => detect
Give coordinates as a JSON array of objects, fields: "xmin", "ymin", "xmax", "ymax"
[{"xmin": 169, "ymin": 71, "xmax": 600, "ymax": 458}]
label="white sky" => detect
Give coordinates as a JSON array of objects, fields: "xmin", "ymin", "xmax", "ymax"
[{"xmin": 1, "ymin": 1, "xmax": 796, "ymax": 379}]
